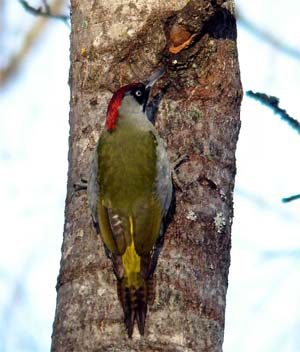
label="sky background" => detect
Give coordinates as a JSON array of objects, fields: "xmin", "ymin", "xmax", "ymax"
[{"xmin": 0, "ymin": 1, "xmax": 299, "ymax": 351}]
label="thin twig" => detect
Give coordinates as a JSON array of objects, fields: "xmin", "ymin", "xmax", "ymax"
[
  {"xmin": 237, "ymin": 10, "xmax": 300, "ymax": 60},
  {"xmin": 19, "ymin": 0, "xmax": 70, "ymax": 26},
  {"xmin": 246, "ymin": 91, "xmax": 300, "ymax": 203},
  {"xmin": 282, "ymin": 194, "xmax": 300, "ymax": 203},
  {"xmin": 42, "ymin": 0, "xmax": 51, "ymax": 13},
  {"xmin": 247, "ymin": 90, "xmax": 300, "ymax": 134}
]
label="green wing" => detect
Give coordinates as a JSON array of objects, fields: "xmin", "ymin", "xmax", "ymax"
[{"xmin": 96, "ymin": 128, "xmax": 161, "ymax": 258}]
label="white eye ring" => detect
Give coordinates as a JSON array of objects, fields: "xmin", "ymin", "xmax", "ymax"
[{"xmin": 135, "ymin": 90, "xmax": 142, "ymax": 97}]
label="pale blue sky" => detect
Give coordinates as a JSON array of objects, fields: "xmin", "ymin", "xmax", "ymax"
[{"xmin": 0, "ymin": 1, "xmax": 299, "ymax": 351}]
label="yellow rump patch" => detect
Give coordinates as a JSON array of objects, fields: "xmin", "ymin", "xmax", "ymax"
[{"xmin": 121, "ymin": 216, "xmax": 141, "ymax": 287}]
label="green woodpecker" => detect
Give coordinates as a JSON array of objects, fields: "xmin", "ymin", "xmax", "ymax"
[{"xmin": 87, "ymin": 68, "xmax": 172, "ymax": 337}]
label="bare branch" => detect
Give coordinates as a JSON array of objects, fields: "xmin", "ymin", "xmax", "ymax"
[
  {"xmin": 42, "ymin": 0, "xmax": 51, "ymax": 13},
  {"xmin": 19, "ymin": 0, "xmax": 70, "ymax": 26},
  {"xmin": 237, "ymin": 9, "xmax": 300, "ymax": 60},
  {"xmin": 0, "ymin": 0, "xmax": 68, "ymax": 87},
  {"xmin": 247, "ymin": 90, "xmax": 300, "ymax": 134},
  {"xmin": 246, "ymin": 91, "xmax": 300, "ymax": 204},
  {"xmin": 282, "ymin": 194, "xmax": 300, "ymax": 203}
]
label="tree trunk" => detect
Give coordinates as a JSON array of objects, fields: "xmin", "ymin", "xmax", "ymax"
[{"xmin": 51, "ymin": 1, "xmax": 242, "ymax": 351}]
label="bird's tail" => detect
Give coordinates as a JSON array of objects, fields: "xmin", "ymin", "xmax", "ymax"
[{"xmin": 117, "ymin": 277, "xmax": 156, "ymax": 337}]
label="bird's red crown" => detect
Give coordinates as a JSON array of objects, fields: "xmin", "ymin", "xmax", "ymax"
[{"xmin": 106, "ymin": 83, "xmax": 139, "ymax": 131}]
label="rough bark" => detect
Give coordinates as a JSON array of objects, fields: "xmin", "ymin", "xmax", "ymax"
[{"xmin": 51, "ymin": 1, "xmax": 242, "ymax": 351}]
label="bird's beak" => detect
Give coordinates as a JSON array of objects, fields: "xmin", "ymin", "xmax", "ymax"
[{"xmin": 144, "ymin": 67, "xmax": 165, "ymax": 89}]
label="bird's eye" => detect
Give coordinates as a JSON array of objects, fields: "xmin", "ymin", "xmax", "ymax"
[{"xmin": 135, "ymin": 90, "xmax": 142, "ymax": 97}]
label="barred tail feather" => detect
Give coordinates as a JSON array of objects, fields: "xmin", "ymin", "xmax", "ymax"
[{"xmin": 117, "ymin": 278, "xmax": 156, "ymax": 337}]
